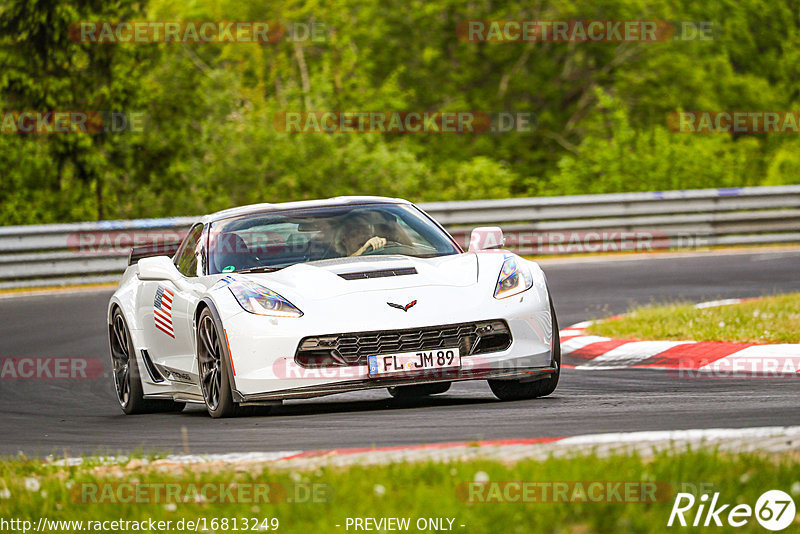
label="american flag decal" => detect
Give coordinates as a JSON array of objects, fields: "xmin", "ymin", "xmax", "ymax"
[{"xmin": 153, "ymin": 285, "xmax": 175, "ymax": 338}]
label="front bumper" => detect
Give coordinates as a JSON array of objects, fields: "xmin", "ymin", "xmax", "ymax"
[
  {"xmin": 232, "ymin": 360, "xmax": 556, "ymax": 402},
  {"xmin": 222, "ymin": 283, "xmax": 554, "ymax": 398}
]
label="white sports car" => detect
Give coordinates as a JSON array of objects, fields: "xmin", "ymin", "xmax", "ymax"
[{"xmin": 107, "ymin": 197, "xmax": 560, "ymax": 417}]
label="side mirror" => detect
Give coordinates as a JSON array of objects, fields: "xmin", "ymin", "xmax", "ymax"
[
  {"xmin": 137, "ymin": 256, "xmax": 182, "ymax": 283},
  {"xmin": 468, "ymin": 227, "xmax": 505, "ymax": 252}
]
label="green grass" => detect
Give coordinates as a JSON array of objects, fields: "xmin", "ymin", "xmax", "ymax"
[
  {"xmin": 586, "ymin": 293, "xmax": 800, "ymax": 344},
  {"xmin": 0, "ymin": 450, "xmax": 798, "ymax": 533}
]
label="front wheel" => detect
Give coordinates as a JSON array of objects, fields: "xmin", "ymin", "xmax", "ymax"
[
  {"xmin": 196, "ymin": 307, "xmax": 270, "ymax": 418},
  {"xmin": 488, "ymin": 299, "xmax": 561, "ymax": 401},
  {"xmin": 109, "ymin": 307, "xmax": 185, "ymax": 415}
]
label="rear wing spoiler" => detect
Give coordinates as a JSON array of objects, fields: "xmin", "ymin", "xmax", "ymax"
[{"xmin": 128, "ymin": 241, "xmax": 181, "ymax": 266}]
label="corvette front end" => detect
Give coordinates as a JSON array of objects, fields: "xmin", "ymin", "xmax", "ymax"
[{"xmin": 215, "ymin": 253, "xmax": 555, "ymax": 400}]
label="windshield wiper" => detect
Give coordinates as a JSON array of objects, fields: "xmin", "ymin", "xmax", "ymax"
[{"xmin": 235, "ymin": 265, "xmax": 285, "ymax": 274}]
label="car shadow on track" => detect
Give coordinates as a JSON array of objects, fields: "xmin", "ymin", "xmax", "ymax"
[{"xmin": 176, "ymin": 394, "xmax": 505, "ymax": 418}]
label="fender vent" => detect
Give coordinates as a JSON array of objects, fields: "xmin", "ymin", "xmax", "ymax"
[
  {"xmin": 140, "ymin": 349, "xmax": 165, "ymax": 383},
  {"xmin": 338, "ymin": 267, "xmax": 417, "ymax": 280}
]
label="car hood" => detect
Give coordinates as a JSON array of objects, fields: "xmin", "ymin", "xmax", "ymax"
[{"xmin": 240, "ymin": 253, "xmax": 479, "ymax": 301}]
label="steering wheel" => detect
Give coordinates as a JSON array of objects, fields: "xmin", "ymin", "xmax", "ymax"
[{"xmin": 361, "ymin": 239, "xmax": 410, "ymax": 255}]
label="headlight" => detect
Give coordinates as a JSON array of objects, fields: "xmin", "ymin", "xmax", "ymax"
[
  {"xmin": 494, "ymin": 256, "xmax": 533, "ymax": 299},
  {"xmin": 228, "ymin": 279, "xmax": 303, "ymax": 317}
]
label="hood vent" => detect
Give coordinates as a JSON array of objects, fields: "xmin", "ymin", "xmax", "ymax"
[{"xmin": 338, "ymin": 267, "xmax": 417, "ymax": 280}]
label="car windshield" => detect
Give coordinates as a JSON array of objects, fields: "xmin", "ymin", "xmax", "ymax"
[{"xmin": 207, "ymin": 203, "xmax": 460, "ymax": 274}]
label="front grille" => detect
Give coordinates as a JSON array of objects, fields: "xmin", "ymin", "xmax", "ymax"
[
  {"xmin": 338, "ymin": 267, "xmax": 417, "ymax": 280},
  {"xmin": 295, "ymin": 320, "xmax": 511, "ymax": 367}
]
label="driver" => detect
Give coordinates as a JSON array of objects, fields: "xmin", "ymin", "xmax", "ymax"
[{"xmin": 337, "ymin": 213, "xmax": 387, "ymax": 257}]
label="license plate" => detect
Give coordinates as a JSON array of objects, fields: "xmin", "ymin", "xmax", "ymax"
[{"xmin": 368, "ymin": 348, "xmax": 461, "ymax": 377}]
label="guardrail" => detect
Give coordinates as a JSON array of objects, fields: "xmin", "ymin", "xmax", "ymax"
[{"xmin": 1, "ymin": 185, "xmax": 799, "ymax": 289}]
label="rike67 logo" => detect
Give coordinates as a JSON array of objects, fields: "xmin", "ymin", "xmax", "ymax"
[{"xmin": 668, "ymin": 490, "xmax": 796, "ymax": 531}]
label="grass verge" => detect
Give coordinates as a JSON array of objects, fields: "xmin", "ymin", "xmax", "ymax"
[
  {"xmin": 0, "ymin": 450, "xmax": 798, "ymax": 533},
  {"xmin": 586, "ymin": 293, "xmax": 800, "ymax": 344}
]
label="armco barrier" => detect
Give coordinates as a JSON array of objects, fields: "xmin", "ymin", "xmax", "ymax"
[{"xmin": 1, "ymin": 186, "xmax": 799, "ymax": 289}]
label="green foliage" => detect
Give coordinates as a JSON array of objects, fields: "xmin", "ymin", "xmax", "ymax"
[
  {"xmin": 1, "ymin": 0, "xmax": 799, "ymax": 223},
  {"xmin": 551, "ymin": 88, "xmax": 763, "ymax": 195},
  {"xmin": 763, "ymin": 139, "xmax": 800, "ymax": 186}
]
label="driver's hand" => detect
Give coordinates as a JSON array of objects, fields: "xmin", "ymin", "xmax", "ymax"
[
  {"xmin": 365, "ymin": 236, "xmax": 386, "ymax": 252},
  {"xmin": 352, "ymin": 236, "xmax": 386, "ymax": 256}
]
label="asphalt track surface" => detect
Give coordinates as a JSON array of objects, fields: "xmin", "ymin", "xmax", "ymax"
[{"xmin": 0, "ymin": 250, "xmax": 798, "ymax": 457}]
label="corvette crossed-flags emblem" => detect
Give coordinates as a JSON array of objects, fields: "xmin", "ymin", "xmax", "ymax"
[{"xmin": 387, "ymin": 300, "xmax": 417, "ymax": 312}]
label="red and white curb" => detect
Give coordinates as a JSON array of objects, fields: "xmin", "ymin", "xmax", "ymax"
[
  {"xmin": 55, "ymin": 426, "xmax": 800, "ymax": 470},
  {"xmin": 559, "ymin": 300, "xmax": 800, "ymax": 377}
]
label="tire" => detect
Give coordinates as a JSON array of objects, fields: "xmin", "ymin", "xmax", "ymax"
[
  {"xmin": 388, "ymin": 382, "xmax": 451, "ymax": 398},
  {"xmin": 109, "ymin": 307, "xmax": 185, "ymax": 415},
  {"xmin": 196, "ymin": 307, "xmax": 271, "ymax": 418},
  {"xmin": 488, "ymin": 299, "xmax": 561, "ymax": 401}
]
